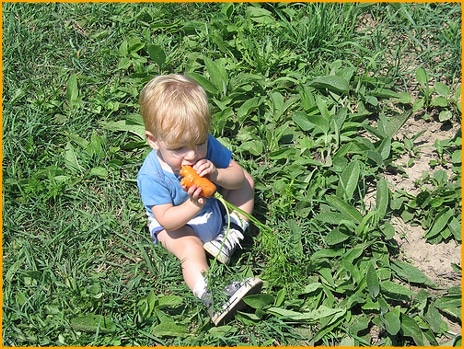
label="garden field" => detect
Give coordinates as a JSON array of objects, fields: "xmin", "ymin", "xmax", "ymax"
[{"xmin": 2, "ymin": 2, "xmax": 462, "ymax": 346}]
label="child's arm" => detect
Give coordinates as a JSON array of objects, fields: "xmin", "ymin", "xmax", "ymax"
[
  {"xmin": 194, "ymin": 159, "xmax": 245, "ymax": 190},
  {"xmin": 151, "ymin": 185, "xmax": 205, "ymax": 232}
]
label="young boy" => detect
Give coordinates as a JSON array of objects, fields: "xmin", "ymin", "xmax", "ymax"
[{"xmin": 137, "ymin": 74, "xmax": 262, "ymax": 325}]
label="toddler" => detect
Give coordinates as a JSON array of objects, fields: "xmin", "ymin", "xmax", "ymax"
[{"xmin": 137, "ymin": 74, "xmax": 262, "ymax": 325}]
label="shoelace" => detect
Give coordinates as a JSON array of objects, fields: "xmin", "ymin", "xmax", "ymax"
[{"xmin": 223, "ymin": 229, "xmax": 244, "ymax": 250}]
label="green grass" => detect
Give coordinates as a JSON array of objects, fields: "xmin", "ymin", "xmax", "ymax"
[{"xmin": 2, "ymin": 2, "xmax": 461, "ymax": 346}]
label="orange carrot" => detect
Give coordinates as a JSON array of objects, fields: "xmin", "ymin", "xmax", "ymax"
[
  {"xmin": 180, "ymin": 165, "xmax": 217, "ymax": 198},
  {"xmin": 180, "ymin": 166, "xmax": 270, "ymax": 243}
]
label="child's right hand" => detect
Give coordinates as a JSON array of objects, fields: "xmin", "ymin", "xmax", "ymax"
[{"xmin": 183, "ymin": 184, "xmax": 206, "ymax": 206}]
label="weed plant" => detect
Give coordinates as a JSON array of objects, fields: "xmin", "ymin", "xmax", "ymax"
[{"xmin": 2, "ymin": 2, "xmax": 461, "ymax": 346}]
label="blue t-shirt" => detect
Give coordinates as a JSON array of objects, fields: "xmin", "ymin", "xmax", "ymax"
[{"xmin": 137, "ymin": 134, "xmax": 232, "ymax": 220}]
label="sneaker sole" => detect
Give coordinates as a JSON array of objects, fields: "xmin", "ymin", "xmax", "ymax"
[
  {"xmin": 203, "ymin": 241, "xmax": 230, "ymax": 264},
  {"xmin": 210, "ymin": 277, "xmax": 263, "ymax": 325}
]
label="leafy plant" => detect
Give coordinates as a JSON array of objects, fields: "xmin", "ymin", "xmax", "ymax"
[
  {"xmin": 413, "ymin": 67, "xmax": 461, "ymax": 122},
  {"xmin": 2, "ymin": 2, "xmax": 461, "ymax": 347}
]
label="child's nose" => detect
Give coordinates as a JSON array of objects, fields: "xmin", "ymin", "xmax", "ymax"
[{"xmin": 184, "ymin": 148, "xmax": 197, "ymax": 161}]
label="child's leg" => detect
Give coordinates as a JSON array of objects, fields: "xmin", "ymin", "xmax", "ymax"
[
  {"xmin": 156, "ymin": 227, "xmax": 208, "ymax": 291},
  {"xmin": 222, "ymin": 169, "xmax": 255, "ymax": 220},
  {"xmin": 204, "ymin": 170, "xmax": 254, "ymax": 264}
]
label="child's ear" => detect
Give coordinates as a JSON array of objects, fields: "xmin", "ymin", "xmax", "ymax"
[{"xmin": 145, "ymin": 131, "xmax": 159, "ymax": 149}]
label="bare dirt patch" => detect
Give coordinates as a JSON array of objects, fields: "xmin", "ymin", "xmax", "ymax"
[
  {"xmin": 386, "ymin": 115, "xmax": 461, "ymax": 289},
  {"xmin": 385, "ymin": 115, "xmax": 461, "ymax": 337}
]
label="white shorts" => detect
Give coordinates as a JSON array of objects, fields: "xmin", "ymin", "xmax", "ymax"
[{"xmin": 147, "ymin": 200, "xmax": 224, "ymax": 244}]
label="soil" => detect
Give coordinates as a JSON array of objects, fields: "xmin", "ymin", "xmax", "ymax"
[
  {"xmin": 385, "ymin": 115, "xmax": 462, "ymax": 336},
  {"xmin": 355, "ymin": 8, "xmax": 461, "ymax": 339},
  {"xmin": 387, "ymin": 115, "xmax": 461, "ymax": 289}
]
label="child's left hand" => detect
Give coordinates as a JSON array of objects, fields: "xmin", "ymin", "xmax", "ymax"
[{"xmin": 193, "ymin": 159, "xmax": 217, "ymax": 181}]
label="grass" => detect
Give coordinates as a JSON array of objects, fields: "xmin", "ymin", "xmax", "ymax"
[{"xmin": 2, "ymin": 2, "xmax": 461, "ymax": 346}]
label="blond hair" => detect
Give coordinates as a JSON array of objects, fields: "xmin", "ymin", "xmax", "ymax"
[{"xmin": 139, "ymin": 74, "xmax": 211, "ymax": 147}]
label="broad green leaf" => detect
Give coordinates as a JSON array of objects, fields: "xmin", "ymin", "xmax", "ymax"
[
  {"xmin": 366, "ymin": 263, "xmax": 380, "ymax": 299},
  {"xmin": 301, "ymin": 282, "xmax": 322, "ymax": 294},
  {"xmin": 451, "ymin": 148, "xmax": 461, "ymax": 164},
  {"xmin": 325, "ymin": 228, "xmax": 350, "ymax": 245},
  {"xmin": 146, "ymin": 290, "xmax": 157, "ymax": 313},
  {"xmin": 204, "ymin": 57, "xmax": 228, "ymax": 95},
  {"xmin": 315, "ymin": 94, "xmax": 331, "ymax": 120},
  {"xmin": 154, "ymin": 308, "xmax": 174, "ymax": 323},
  {"xmin": 310, "ymin": 248, "xmax": 345, "ymax": 260},
  {"xmin": 153, "ymin": 322, "xmax": 189, "ymax": 337},
  {"xmin": 380, "ymin": 222, "xmax": 395, "ymax": 239},
  {"xmin": 157, "ymin": 295, "xmax": 183, "ymax": 309},
  {"xmin": 425, "ymin": 304, "xmax": 442, "ymax": 332},
  {"xmin": 380, "ymin": 280, "xmax": 414, "ymax": 299},
  {"xmin": 127, "ymin": 37, "xmax": 144, "ymax": 53},
  {"xmin": 314, "ymin": 212, "xmax": 351, "ymax": 225},
  {"xmin": 221, "ymin": 2, "xmax": 235, "ymax": 18},
  {"xmin": 236, "ymin": 96, "xmax": 264, "ymax": 119},
  {"xmin": 413, "ymin": 98, "xmax": 425, "ymax": 112},
  {"xmin": 378, "ymin": 137, "xmax": 391, "ymax": 160},
  {"xmin": 309, "ymin": 75, "xmax": 350, "ymax": 94},
  {"xmin": 433, "ymin": 169, "xmax": 449, "ymax": 184},
  {"xmin": 64, "ymin": 142, "xmax": 81, "ymax": 173},
  {"xmin": 208, "ymin": 325, "xmax": 233, "ymax": 337},
  {"xmin": 375, "ymin": 177, "xmax": 389, "ymax": 219},
  {"xmin": 366, "ymin": 150, "xmax": 383, "ymax": 166},
  {"xmin": 185, "ymin": 72, "xmax": 218, "ymax": 95},
  {"xmin": 71, "ymin": 315, "xmax": 116, "ymax": 333},
  {"xmin": 432, "ymin": 287, "xmax": 462, "ymax": 312},
  {"xmin": 147, "ymin": 45, "xmax": 166, "ymax": 67},
  {"xmin": 267, "ymin": 305, "xmax": 344, "ymax": 323},
  {"xmin": 337, "ymin": 159, "xmax": 360, "ymax": 200},
  {"xmin": 371, "ymin": 88, "xmax": 400, "ymax": 99},
  {"xmin": 89, "ymin": 167, "xmax": 108, "ymax": 179},
  {"xmin": 101, "ymin": 119, "xmax": 146, "ymax": 140},
  {"xmin": 383, "ymin": 110, "xmax": 412, "ymax": 138},
  {"xmin": 235, "ymin": 311, "xmax": 262, "ymax": 324},
  {"xmin": 269, "ymin": 91, "xmax": 284, "ymax": 119},
  {"xmin": 326, "ymin": 195, "xmax": 363, "ymax": 223},
  {"xmin": 416, "ymin": 67, "xmax": 428, "ymax": 86},
  {"xmin": 269, "ymin": 148, "xmax": 296, "ymax": 160},
  {"xmin": 438, "ymin": 110, "xmax": 452, "ymax": 122},
  {"xmin": 401, "ymin": 314, "xmax": 424, "ymax": 346},
  {"xmin": 292, "ymin": 111, "xmax": 314, "ymax": 131},
  {"xmin": 318, "ymin": 267, "xmax": 335, "ymax": 287},
  {"xmin": 247, "ymin": 6, "xmax": 275, "ymax": 25},
  {"xmin": 396, "ymin": 91, "xmax": 412, "ymax": 103},
  {"xmin": 383, "ymin": 306, "xmax": 401, "ymax": 335},
  {"xmin": 434, "ymin": 82, "xmax": 450, "ymax": 97},
  {"xmin": 90, "ymin": 131, "xmax": 104, "ymax": 158},
  {"xmin": 309, "ymin": 115, "xmax": 330, "ymax": 134},
  {"xmin": 391, "ymin": 260, "xmax": 435, "ymax": 286},
  {"xmin": 448, "ymin": 217, "xmax": 461, "ymax": 240},
  {"xmin": 274, "ymin": 288, "xmax": 286, "ymax": 307},
  {"xmin": 66, "ymin": 74, "xmax": 79, "ymax": 104},
  {"xmin": 312, "ymin": 309, "xmax": 346, "ymax": 342},
  {"xmin": 430, "ymin": 96, "xmax": 448, "ymax": 107},
  {"xmin": 309, "ymin": 306, "xmax": 345, "ymax": 322},
  {"xmin": 242, "ymin": 294, "xmax": 274, "ymax": 309},
  {"xmin": 341, "ymin": 245, "xmax": 365, "ymax": 264},
  {"xmin": 424, "ymin": 207, "xmax": 454, "ymax": 240},
  {"xmin": 266, "ymin": 307, "xmax": 313, "ymax": 321},
  {"xmin": 241, "ymin": 140, "xmax": 264, "ymax": 156}
]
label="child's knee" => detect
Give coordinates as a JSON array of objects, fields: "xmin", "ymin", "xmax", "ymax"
[
  {"xmin": 158, "ymin": 228, "xmax": 203, "ymax": 255},
  {"xmin": 244, "ymin": 170, "xmax": 255, "ymax": 190}
]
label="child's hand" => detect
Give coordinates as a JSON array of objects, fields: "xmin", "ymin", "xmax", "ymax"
[
  {"xmin": 193, "ymin": 159, "xmax": 218, "ymax": 181},
  {"xmin": 182, "ymin": 184, "xmax": 206, "ymax": 206}
]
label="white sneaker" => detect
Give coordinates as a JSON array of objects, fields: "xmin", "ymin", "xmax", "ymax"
[
  {"xmin": 203, "ymin": 223, "xmax": 244, "ymax": 264},
  {"xmin": 207, "ymin": 277, "xmax": 263, "ymax": 325}
]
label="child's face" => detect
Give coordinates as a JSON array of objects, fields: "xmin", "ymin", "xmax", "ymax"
[{"xmin": 155, "ymin": 139, "xmax": 208, "ymax": 172}]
